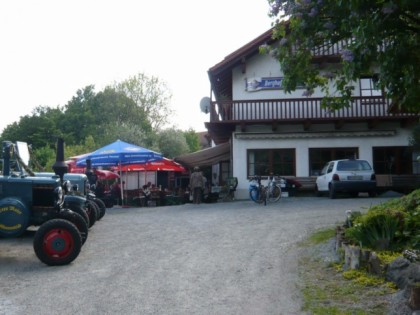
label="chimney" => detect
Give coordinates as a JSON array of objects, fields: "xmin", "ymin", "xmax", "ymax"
[{"xmin": 2, "ymin": 141, "xmax": 13, "ymax": 176}]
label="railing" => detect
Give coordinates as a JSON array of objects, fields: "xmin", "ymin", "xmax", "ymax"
[{"xmin": 209, "ymin": 96, "xmax": 415, "ymax": 123}]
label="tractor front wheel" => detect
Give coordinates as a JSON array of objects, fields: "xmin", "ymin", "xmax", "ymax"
[
  {"xmin": 86, "ymin": 201, "xmax": 99, "ymax": 228},
  {"xmin": 93, "ymin": 198, "xmax": 106, "ymax": 220},
  {"xmin": 59, "ymin": 209, "xmax": 88, "ymax": 245},
  {"xmin": 33, "ymin": 219, "xmax": 82, "ymax": 266}
]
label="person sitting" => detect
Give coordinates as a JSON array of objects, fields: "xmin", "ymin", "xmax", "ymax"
[{"xmin": 95, "ymin": 180, "xmax": 105, "ymax": 198}]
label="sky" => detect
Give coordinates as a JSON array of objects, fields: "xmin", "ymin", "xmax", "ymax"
[{"xmin": 0, "ymin": 0, "xmax": 273, "ymax": 133}]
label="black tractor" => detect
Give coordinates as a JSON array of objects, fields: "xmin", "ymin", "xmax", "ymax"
[{"xmin": 0, "ymin": 138, "xmax": 87, "ymax": 266}]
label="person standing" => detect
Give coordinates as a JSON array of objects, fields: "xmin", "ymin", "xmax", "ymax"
[
  {"xmin": 111, "ymin": 180, "xmax": 122, "ymax": 206},
  {"xmin": 190, "ymin": 166, "xmax": 205, "ymax": 204}
]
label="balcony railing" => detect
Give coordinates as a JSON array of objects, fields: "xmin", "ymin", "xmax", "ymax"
[{"xmin": 209, "ymin": 96, "xmax": 414, "ymax": 123}]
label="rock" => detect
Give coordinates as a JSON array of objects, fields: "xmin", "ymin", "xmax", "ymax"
[
  {"xmin": 386, "ymin": 257, "xmax": 420, "ymax": 290},
  {"xmin": 368, "ymin": 252, "xmax": 383, "ymax": 275}
]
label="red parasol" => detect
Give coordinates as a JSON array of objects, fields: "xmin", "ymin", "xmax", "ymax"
[
  {"xmin": 95, "ymin": 169, "xmax": 120, "ymax": 180},
  {"xmin": 112, "ymin": 158, "xmax": 186, "ymax": 172}
]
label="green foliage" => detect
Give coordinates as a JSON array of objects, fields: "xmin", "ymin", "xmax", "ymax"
[
  {"xmin": 183, "ymin": 128, "xmax": 201, "ymax": 153},
  {"xmin": 112, "ymin": 72, "xmax": 173, "ymax": 132},
  {"xmin": 266, "ymin": 0, "xmax": 420, "ymax": 113},
  {"xmin": 156, "ymin": 128, "xmax": 190, "ymax": 159},
  {"xmin": 342, "ymin": 269, "xmax": 387, "ymax": 287},
  {"xmin": 345, "ymin": 189, "xmax": 420, "ymax": 250},
  {"xmin": 307, "ymin": 227, "xmax": 336, "ymax": 244},
  {"xmin": 410, "ymin": 122, "xmax": 420, "ymax": 151},
  {"xmin": 0, "ymin": 106, "xmax": 64, "ymax": 149},
  {"xmin": 0, "ymin": 71, "xmax": 180, "ymax": 169},
  {"xmin": 30, "ymin": 145, "xmax": 56, "ymax": 172}
]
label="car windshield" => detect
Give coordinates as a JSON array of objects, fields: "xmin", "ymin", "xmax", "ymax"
[{"xmin": 336, "ymin": 160, "xmax": 372, "ymax": 171}]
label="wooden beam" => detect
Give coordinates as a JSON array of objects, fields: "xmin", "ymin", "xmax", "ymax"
[
  {"xmin": 272, "ymin": 121, "xmax": 278, "ymax": 131},
  {"xmin": 335, "ymin": 120, "xmax": 344, "ymax": 129}
]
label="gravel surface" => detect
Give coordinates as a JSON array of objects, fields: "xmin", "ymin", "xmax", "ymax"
[{"xmin": 0, "ymin": 196, "xmax": 391, "ymax": 315}]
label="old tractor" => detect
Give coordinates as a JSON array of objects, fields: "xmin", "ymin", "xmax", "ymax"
[
  {"xmin": 0, "ymin": 138, "xmax": 87, "ymax": 265},
  {"xmin": 36, "ymin": 166, "xmax": 107, "ymax": 227}
]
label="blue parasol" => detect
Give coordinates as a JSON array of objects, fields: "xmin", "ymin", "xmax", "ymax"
[{"xmin": 76, "ymin": 140, "xmax": 163, "ymax": 167}]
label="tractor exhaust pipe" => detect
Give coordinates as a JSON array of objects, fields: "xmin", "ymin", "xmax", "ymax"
[
  {"xmin": 52, "ymin": 138, "xmax": 67, "ymax": 181},
  {"xmin": 2, "ymin": 141, "xmax": 13, "ymax": 176}
]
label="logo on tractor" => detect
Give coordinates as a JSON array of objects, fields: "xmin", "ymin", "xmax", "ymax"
[
  {"xmin": 0, "ymin": 206, "xmax": 23, "ymax": 230},
  {"xmin": 0, "ymin": 205, "xmax": 22, "ymax": 214},
  {"xmin": 0, "ymin": 223, "xmax": 22, "ymax": 230}
]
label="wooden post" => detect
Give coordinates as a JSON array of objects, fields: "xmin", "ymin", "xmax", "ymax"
[
  {"xmin": 409, "ymin": 285, "xmax": 420, "ymax": 310},
  {"xmin": 349, "ymin": 245, "xmax": 361, "ymax": 270}
]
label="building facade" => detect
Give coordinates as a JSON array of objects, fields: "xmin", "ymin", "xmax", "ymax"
[{"xmin": 201, "ymin": 28, "xmax": 419, "ymax": 199}]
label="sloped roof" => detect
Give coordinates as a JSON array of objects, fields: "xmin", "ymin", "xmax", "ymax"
[{"xmin": 208, "ymin": 27, "xmax": 276, "ymax": 101}]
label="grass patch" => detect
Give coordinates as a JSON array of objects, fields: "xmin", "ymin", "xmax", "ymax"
[
  {"xmin": 299, "ymin": 227, "xmax": 336, "ymax": 247},
  {"xmin": 299, "ymin": 227, "xmax": 396, "ymax": 314}
]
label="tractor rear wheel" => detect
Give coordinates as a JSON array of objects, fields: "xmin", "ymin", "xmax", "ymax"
[{"xmin": 33, "ymin": 219, "xmax": 82, "ymax": 266}]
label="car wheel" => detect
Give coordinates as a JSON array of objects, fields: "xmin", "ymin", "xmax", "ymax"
[
  {"xmin": 329, "ymin": 184, "xmax": 336, "ymax": 199},
  {"xmin": 368, "ymin": 190, "xmax": 377, "ymax": 197},
  {"xmin": 315, "ymin": 185, "xmax": 323, "ymax": 197}
]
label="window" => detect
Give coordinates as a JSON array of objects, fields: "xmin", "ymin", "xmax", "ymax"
[
  {"xmin": 360, "ymin": 78, "xmax": 382, "ymax": 97},
  {"xmin": 220, "ymin": 161, "xmax": 230, "ymax": 185},
  {"xmin": 248, "ymin": 149, "xmax": 295, "ymax": 177},
  {"xmin": 309, "ymin": 148, "xmax": 358, "ymax": 176},
  {"xmin": 373, "ymin": 146, "xmax": 413, "ymax": 175}
]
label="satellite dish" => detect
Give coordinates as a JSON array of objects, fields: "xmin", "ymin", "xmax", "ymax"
[{"xmin": 200, "ymin": 96, "xmax": 211, "ymax": 114}]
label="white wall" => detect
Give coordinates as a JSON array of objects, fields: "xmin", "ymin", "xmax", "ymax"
[
  {"xmin": 225, "ymin": 40, "xmax": 414, "ymax": 200},
  {"xmin": 122, "ymin": 171, "xmax": 156, "ymax": 190},
  {"xmin": 232, "ymin": 127, "xmax": 413, "ymax": 200}
]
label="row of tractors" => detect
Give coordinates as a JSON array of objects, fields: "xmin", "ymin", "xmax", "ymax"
[{"xmin": 0, "ymin": 138, "xmax": 107, "ymax": 266}]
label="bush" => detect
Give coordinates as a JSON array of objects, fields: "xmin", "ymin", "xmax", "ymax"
[{"xmin": 345, "ymin": 189, "xmax": 420, "ymax": 251}]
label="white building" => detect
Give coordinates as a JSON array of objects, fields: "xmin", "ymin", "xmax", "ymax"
[{"xmin": 177, "ymin": 28, "xmax": 419, "ymax": 199}]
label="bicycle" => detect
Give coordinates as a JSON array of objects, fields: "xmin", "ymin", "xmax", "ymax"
[
  {"xmin": 249, "ymin": 175, "xmax": 267, "ymax": 205},
  {"xmin": 266, "ymin": 174, "xmax": 282, "ymax": 203}
]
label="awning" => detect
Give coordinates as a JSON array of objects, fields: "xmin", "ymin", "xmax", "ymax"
[{"xmin": 175, "ymin": 142, "xmax": 230, "ymax": 169}]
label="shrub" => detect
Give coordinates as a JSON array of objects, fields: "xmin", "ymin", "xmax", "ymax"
[{"xmin": 345, "ymin": 189, "xmax": 420, "ymax": 251}]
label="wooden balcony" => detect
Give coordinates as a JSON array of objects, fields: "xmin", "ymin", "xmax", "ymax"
[{"xmin": 205, "ymin": 96, "xmax": 419, "ymax": 144}]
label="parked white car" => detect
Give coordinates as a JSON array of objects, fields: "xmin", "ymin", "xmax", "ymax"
[{"xmin": 315, "ymin": 159, "xmax": 377, "ymax": 199}]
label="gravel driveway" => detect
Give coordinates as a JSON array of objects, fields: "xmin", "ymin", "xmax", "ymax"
[{"xmin": 0, "ymin": 196, "xmax": 391, "ymax": 315}]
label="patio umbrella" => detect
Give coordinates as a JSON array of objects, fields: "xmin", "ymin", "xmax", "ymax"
[
  {"xmin": 76, "ymin": 140, "xmax": 163, "ymax": 205},
  {"xmin": 95, "ymin": 169, "xmax": 120, "ymax": 180},
  {"xmin": 117, "ymin": 158, "xmax": 186, "ymax": 172},
  {"xmin": 75, "ymin": 140, "xmax": 162, "ymax": 167}
]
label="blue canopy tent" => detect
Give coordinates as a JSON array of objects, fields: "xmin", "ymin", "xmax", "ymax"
[
  {"xmin": 76, "ymin": 140, "xmax": 163, "ymax": 206},
  {"xmin": 76, "ymin": 139, "xmax": 162, "ymax": 167}
]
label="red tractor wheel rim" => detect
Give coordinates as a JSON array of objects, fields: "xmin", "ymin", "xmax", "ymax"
[{"xmin": 42, "ymin": 228, "xmax": 75, "ymax": 258}]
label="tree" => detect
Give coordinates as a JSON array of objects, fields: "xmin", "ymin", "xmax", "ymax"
[
  {"xmin": 60, "ymin": 85, "xmax": 97, "ymax": 145},
  {"xmin": 61, "ymin": 85, "xmax": 152, "ymax": 148},
  {"xmin": 183, "ymin": 128, "xmax": 201, "ymax": 152},
  {"xmin": 265, "ymin": 0, "xmax": 420, "ymax": 112},
  {"xmin": 0, "ymin": 106, "xmax": 64, "ymax": 149},
  {"xmin": 112, "ymin": 72, "xmax": 173, "ymax": 131},
  {"xmin": 410, "ymin": 123, "xmax": 420, "ymax": 151},
  {"xmin": 156, "ymin": 128, "xmax": 190, "ymax": 159}
]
